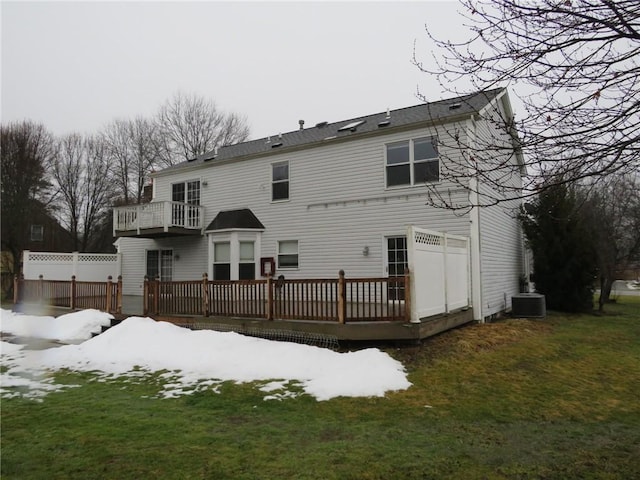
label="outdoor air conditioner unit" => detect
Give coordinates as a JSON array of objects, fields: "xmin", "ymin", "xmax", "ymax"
[{"xmin": 512, "ymin": 293, "xmax": 546, "ymax": 318}]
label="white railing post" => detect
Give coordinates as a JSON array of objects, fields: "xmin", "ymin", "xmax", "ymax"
[
  {"xmin": 164, "ymin": 201, "xmax": 172, "ymax": 231},
  {"xmin": 136, "ymin": 204, "xmax": 142, "ymax": 234}
]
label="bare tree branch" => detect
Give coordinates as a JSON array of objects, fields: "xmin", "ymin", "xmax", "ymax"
[
  {"xmin": 416, "ymin": 0, "xmax": 639, "ymax": 209},
  {"xmin": 155, "ymin": 92, "xmax": 250, "ymax": 166}
]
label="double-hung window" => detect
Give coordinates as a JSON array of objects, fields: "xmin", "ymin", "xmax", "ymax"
[
  {"xmin": 385, "ymin": 137, "xmax": 439, "ymax": 187},
  {"xmin": 272, "ymin": 162, "xmax": 289, "ymax": 201},
  {"xmin": 277, "ymin": 240, "xmax": 298, "ymax": 269},
  {"xmin": 239, "ymin": 241, "xmax": 255, "ymax": 280},
  {"xmin": 213, "ymin": 242, "xmax": 231, "ymax": 280}
]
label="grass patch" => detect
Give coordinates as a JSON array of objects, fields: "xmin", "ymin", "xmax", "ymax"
[{"xmin": 2, "ymin": 297, "xmax": 640, "ymax": 479}]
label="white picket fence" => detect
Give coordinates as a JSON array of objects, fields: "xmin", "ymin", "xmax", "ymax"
[
  {"xmin": 407, "ymin": 227, "xmax": 471, "ymax": 322},
  {"xmin": 22, "ymin": 251, "xmax": 122, "ymax": 282}
]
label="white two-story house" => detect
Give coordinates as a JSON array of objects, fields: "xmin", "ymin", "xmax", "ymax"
[{"xmin": 113, "ymin": 88, "xmax": 525, "ymax": 322}]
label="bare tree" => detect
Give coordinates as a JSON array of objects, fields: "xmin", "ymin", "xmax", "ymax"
[
  {"xmin": 0, "ymin": 121, "xmax": 56, "ymax": 276},
  {"xmin": 52, "ymin": 134, "xmax": 84, "ymax": 250},
  {"xmin": 80, "ymin": 135, "xmax": 115, "ymax": 251},
  {"xmin": 155, "ymin": 92, "xmax": 250, "ymax": 166},
  {"xmin": 102, "ymin": 117, "xmax": 157, "ymax": 205},
  {"xmin": 586, "ymin": 174, "xmax": 640, "ymax": 310},
  {"xmin": 51, "ymin": 134, "xmax": 116, "ymax": 252},
  {"xmin": 416, "ymin": 0, "xmax": 639, "ymax": 209}
]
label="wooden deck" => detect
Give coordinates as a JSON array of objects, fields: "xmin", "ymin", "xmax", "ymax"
[
  {"xmin": 112, "ymin": 308, "xmax": 474, "ymax": 343},
  {"xmin": 12, "ymin": 274, "xmax": 475, "ymax": 343}
]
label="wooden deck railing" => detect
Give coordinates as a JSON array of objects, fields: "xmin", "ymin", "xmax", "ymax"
[
  {"xmin": 143, "ymin": 270, "xmax": 410, "ymax": 323},
  {"xmin": 13, "ymin": 275, "xmax": 123, "ymax": 314}
]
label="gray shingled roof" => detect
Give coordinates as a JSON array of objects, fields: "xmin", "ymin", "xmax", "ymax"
[{"xmin": 158, "ymin": 88, "xmax": 505, "ymax": 175}]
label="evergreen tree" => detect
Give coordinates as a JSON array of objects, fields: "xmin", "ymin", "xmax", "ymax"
[{"xmin": 521, "ymin": 182, "xmax": 597, "ymax": 313}]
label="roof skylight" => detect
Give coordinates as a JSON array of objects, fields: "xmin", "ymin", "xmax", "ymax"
[{"xmin": 338, "ymin": 120, "xmax": 366, "ymax": 132}]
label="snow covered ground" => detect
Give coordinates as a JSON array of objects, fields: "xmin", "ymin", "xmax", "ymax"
[{"xmin": 0, "ymin": 309, "xmax": 411, "ymax": 401}]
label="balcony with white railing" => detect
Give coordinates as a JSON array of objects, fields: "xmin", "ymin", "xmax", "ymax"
[{"xmin": 113, "ymin": 202, "xmax": 204, "ymax": 238}]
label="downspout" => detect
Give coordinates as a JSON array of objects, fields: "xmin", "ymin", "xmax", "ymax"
[
  {"xmin": 468, "ymin": 116, "xmax": 484, "ymax": 322},
  {"xmin": 469, "ymin": 177, "xmax": 483, "ymax": 322}
]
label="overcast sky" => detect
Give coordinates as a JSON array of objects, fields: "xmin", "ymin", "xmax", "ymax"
[{"xmin": 2, "ymin": 1, "xmax": 469, "ymax": 140}]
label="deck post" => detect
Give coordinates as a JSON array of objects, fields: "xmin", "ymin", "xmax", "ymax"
[
  {"xmin": 13, "ymin": 275, "xmax": 20, "ymax": 305},
  {"xmin": 106, "ymin": 276, "xmax": 113, "ymax": 313},
  {"xmin": 153, "ymin": 276, "xmax": 160, "ymax": 315},
  {"xmin": 338, "ymin": 270, "xmax": 346, "ymax": 324},
  {"xmin": 38, "ymin": 274, "xmax": 44, "ymax": 304},
  {"xmin": 404, "ymin": 268, "xmax": 411, "ymax": 323},
  {"xmin": 202, "ymin": 273, "xmax": 210, "ymax": 317},
  {"xmin": 70, "ymin": 275, "xmax": 76, "ymax": 310},
  {"xmin": 143, "ymin": 276, "xmax": 149, "ymax": 315},
  {"xmin": 266, "ymin": 276, "xmax": 273, "ymax": 321},
  {"xmin": 117, "ymin": 276, "xmax": 123, "ymax": 313}
]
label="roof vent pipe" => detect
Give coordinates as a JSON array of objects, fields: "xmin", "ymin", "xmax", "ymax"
[
  {"xmin": 299, "ymin": 119, "xmax": 305, "ymax": 130},
  {"xmin": 386, "ymin": 108, "xmax": 391, "ymax": 119}
]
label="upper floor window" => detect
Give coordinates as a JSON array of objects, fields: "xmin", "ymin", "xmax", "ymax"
[
  {"xmin": 172, "ymin": 180, "xmax": 201, "ymax": 205},
  {"xmin": 386, "ymin": 137, "xmax": 439, "ymax": 187},
  {"xmin": 272, "ymin": 161, "xmax": 289, "ymax": 201},
  {"xmin": 30, "ymin": 225, "xmax": 44, "ymax": 242}
]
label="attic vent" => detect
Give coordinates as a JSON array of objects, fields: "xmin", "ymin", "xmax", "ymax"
[
  {"xmin": 315, "ymin": 121, "xmax": 328, "ymax": 128},
  {"xmin": 449, "ymin": 103, "xmax": 462, "ymax": 110},
  {"xmin": 378, "ymin": 120, "xmax": 391, "ymax": 127},
  {"xmin": 338, "ymin": 120, "xmax": 366, "ymax": 132},
  {"xmin": 271, "ymin": 142, "xmax": 283, "ymax": 148},
  {"xmin": 188, "ymin": 156, "xmax": 198, "ymax": 162}
]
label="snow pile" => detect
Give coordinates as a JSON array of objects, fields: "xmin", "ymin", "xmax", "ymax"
[
  {"xmin": 1, "ymin": 310, "xmax": 411, "ymax": 401},
  {"xmin": 0, "ymin": 308, "xmax": 113, "ymax": 342}
]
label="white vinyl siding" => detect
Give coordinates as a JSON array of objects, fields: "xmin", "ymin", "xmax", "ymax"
[
  {"xmin": 469, "ymin": 99, "xmax": 524, "ymax": 319},
  {"xmin": 148, "ymin": 124, "xmax": 472, "ymax": 283}
]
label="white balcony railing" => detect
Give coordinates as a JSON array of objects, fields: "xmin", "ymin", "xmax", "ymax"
[{"xmin": 113, "ymin": 201, "xmax": 203, "ymax": 235}]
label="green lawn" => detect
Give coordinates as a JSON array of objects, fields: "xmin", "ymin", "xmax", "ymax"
[{"xmin": 2, "ymin": 297, "xmax": 639, "ymax": 479}]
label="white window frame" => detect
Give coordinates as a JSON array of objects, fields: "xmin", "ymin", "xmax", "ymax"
[
  {"xmin": 385, "ymin": 136, "xmax": 439, "ymax": 188},
  {"xmin": 239, "ymin": 240, "xmax": 256, "ymax": 280},
  {"xmin": 207, "ymin": 231, "xmax": 262, "ymax": 280},
  {"xmin": 213, "ymin": 241, "xmax": 231, "ymax": 280},
  {"xmin": 271, "ymin": 161, "xmax": 290, "ymax": 202},
  {"xmin": 172, "ymin": 179, "xmax": 201, "ymax": 205},
  {"xmin": 277, "ymin": 240, "xmax": 299, "ymax": 270}
]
